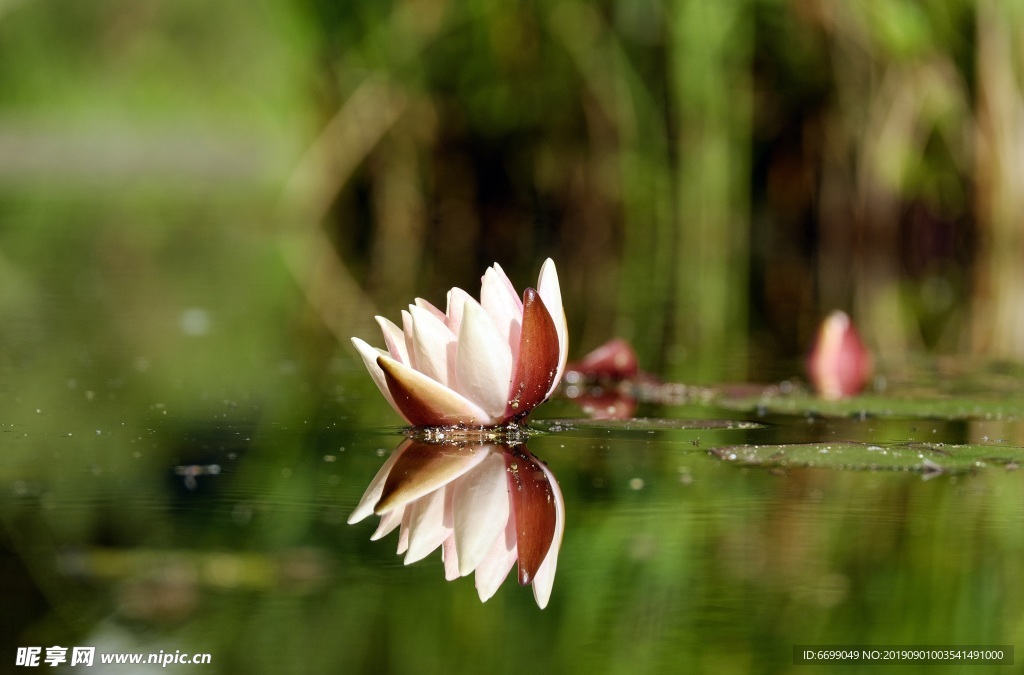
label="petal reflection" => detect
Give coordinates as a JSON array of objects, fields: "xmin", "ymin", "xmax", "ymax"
[
  {"xmin": 349, "ymin": 438, "xmax": 565, "ymax": 608},
  {"xmin": 504, "ymin": 447, "xmax": 557, "ymax": 585}
]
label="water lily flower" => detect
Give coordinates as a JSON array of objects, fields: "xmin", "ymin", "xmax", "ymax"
[
  {"xmin": 352, "ymin": 260, "xmax": 568, "ymax": 427},
  {"xmin": 348, "ymin": 439, "xmax": 565, "ymax": 609},
  {"xmin": 807, "ymin": 310, "xmax": 873, "ymax": 400}
]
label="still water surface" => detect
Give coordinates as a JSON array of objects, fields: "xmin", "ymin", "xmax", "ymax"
[{"xmin": 3, "ymin": 357, "xmax": 1021, "ymax": 674}]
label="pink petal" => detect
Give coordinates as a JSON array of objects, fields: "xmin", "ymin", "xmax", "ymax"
[
  {"xmin": 505, "ymin": 289, "xmax": 560, "ymax": 421},
  {"xmin": 450, "ymin": 452, "xmax": 510, "ymax": 576},
  {"xmin": 445, "ymin": 287, "xmax": 474, "ymax": 336},
  {"xmin": 396, "ymin": 509, "xmax": 411, "ymax": 554},
  {"xmin": 375, "ymin": 316, "xmax": 410, "ymax": 365},
  {"xmin": 350, "ymin": 338, "xmax": 404, "ymax": 421},
  {"xmin": 414, "ymin": 297, "xmax": 447, "ymax": 324},
  {"xmin": 480, "ymin": 264, "xmax": 523, "ymax": 351},
  {"xmin": 377, "ymin": 355, "xmax": 495, "ymax": 426},
  {"xmin": 441, "ymin": 532, "xmax": 461, "ymax": 581},
  {"xmin": 371, "ymin": 507, "xmax": 404, "ymax": 541},
  {"xmin": 401, "ymin": 310, "xmax": 416, "ymax": 371},
  {"xmin": 455, "ymin": 300, "xmax": 515, "ymax": 421},
  {"xmin": 504, "ymin": 447, "xmax": 557, "ymax": 585},
  {"xmin": 376, "ymin": 440, "xmax": 490, "ymax": 514},
  {"xmin": 409, "ymin": 305, "xmax": 457, "ymax": 387},
  {"xmin": 536, "ymin": 258, "xmax": 568, "ymax": 397}
]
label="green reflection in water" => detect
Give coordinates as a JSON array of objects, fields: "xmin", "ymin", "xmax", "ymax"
[{"xmin": 5, "ymin": 372, "xmax": 1022, "ymax": 674}]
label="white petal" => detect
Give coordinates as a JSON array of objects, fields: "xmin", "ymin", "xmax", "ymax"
[
  {"xmin": 441, "ymin": 533, "xmax": 461, "ymax": 581},
  {"xmin": 348, "ymin": 445, "xmax": 404, "ymax": 524},
  {"xmin": 474, "ymin": 518, "xmax": 518, "ymax": 602},
  {"xmin": 537, "ymin": 258, "xmax": 568, "ymax": 398},
  {"xmin": 414, "ymin": 297, "xmax": 447, "ymax": 324},
  {"xmin": 409, "ymin": 305, "xmax": 457, "ymax": 387},
  {"xmin": 530, "ymin": 459, "xmax": 565, "ymax": 609},
  {"xmin": 451, "ymin": 452, "xmax": 510, "ymax": 576},
  {"xmin": 440, "ymin": 487, "xmax": 461, "ymax": 580},
  {"xmin": 446, "ymin": 287, "xmax": 473, "ymax": 336},
  {"xmin": 396, "ymin": 509, "xmax": 411, "ymax": 554},
  {"xmin": 350, "ymin": 337, "xmax": 403, "ymax": 420},
  {"xmin": 375, "ymin": 316, "xmax": 409, "ymax": 365},
  {"xmin": 454, "ymin": 300, "xmax": 515, "ymax": 420},
  {"xmin": 404, "ymin": 488, "xmax": 450, "ymax": 564},
  {"xmin": 401, "ymin": 310, "xmax": 416, "ymax": 370},
  {"xmin": 370, "ymin": 507, "xmax": 404, "ymax": 541},
  {"xmin": 480, "ymin": 265, "xmax": 523, "ymax": 350}
]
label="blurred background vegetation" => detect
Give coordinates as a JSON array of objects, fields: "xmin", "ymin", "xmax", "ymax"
[
  {"xmin": 2, "ymin": 0, "xmax": 1022, "ymax": 386},
  {"xmin": 3, "ymin": 3, "xmax": 1024, "ymax": 673}
]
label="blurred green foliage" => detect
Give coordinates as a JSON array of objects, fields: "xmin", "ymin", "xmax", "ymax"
[
  {"xmin": 3, "ymin": 0, "xmax": 1024, "ymax": 379},
  {"xmin": 3, "ymin": 1, "xmax": 1024, "ymax": 674}
]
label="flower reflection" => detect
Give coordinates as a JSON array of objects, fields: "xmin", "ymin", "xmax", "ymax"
[
  {"xmin": 348, "ymin": 438, "xmax": 564, "ymax": 608},
  {"xmin": 351, "ymin": 260, "xmax": 568, "ymax": 427}
]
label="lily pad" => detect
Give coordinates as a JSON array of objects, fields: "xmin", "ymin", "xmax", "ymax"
[
  {"xmin": 710, "ymin": 441, "xmax": 1024, "ymax": 474},
  {"xmin": 628, "ymin": 360, "xmax": 1024, "ymax": 421},
  {"xmin": 712, "ymin": 389, "xmax": 1024, "ymax": 421},
  {"xmin": 533, "ymin": 417, "xmax": 766, "ymax": 433}
]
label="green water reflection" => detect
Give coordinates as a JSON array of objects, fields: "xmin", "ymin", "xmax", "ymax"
[{"xmin": 3, "ymin": 363, "xmax": 1023, "ymax": 673}]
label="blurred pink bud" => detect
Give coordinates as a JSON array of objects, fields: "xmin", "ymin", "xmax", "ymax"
[
  {"xmin": 807, "ymin": 311, "xmax": 873, "ymax": 399},
  {"xmin": 566, "ymin": 338, "xmax": 639, "ymax": 381}
]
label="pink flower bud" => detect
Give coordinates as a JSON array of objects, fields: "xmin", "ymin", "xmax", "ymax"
[
  {"xmin": 807, "ymin": 311, "xmax": 873, "ymax": 399},
  {"xmin": 566, "ymin": 338, "xmax": 639, "ymax": 381}
]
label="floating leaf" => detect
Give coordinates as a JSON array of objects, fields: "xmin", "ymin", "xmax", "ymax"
[
  {"xmin": 628, "ymin": 361, "xmax": 1024, "ymax": 421},
  {"xmin": 712, "ymin": 389, "xmax": 1024, "ymax": 421},
  {"xmin": 711, "ymin": 441, "xmax": 1024, "ymax": 474},
  {"xmin": 533, "ymin": 417, "xmax": 766, "ymax": 433}
]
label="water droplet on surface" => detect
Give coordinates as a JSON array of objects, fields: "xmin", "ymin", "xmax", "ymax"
[{"xmin": 180, "ymin": 308, "xmax": 211, "ymax": 336}]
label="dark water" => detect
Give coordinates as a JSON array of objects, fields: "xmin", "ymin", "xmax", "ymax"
[{"xmin": 3, "ymin": 354, "xmax": 1021, "ymax": 674}]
